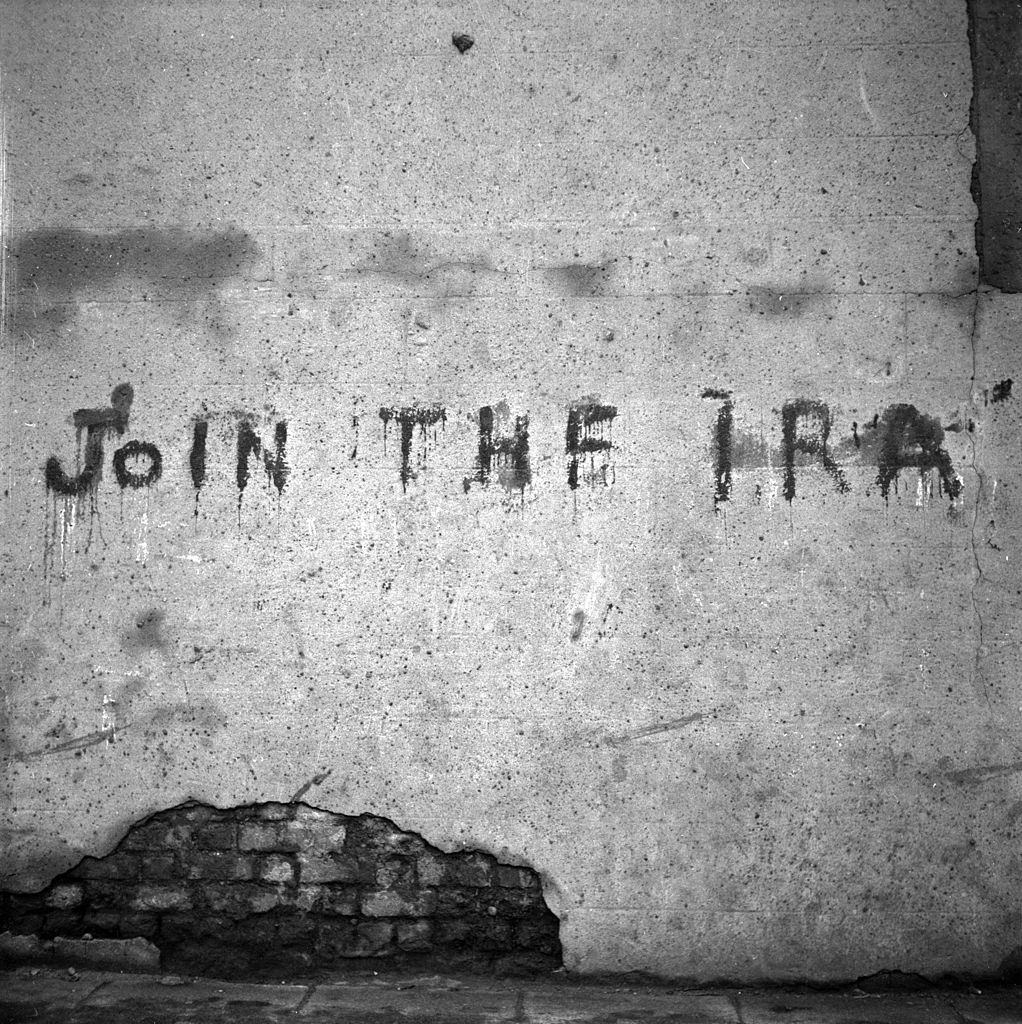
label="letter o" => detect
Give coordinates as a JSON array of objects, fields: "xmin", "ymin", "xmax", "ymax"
[{"xmin": 113, "ymin": 441, "xmax": 162, "ymax": 489}]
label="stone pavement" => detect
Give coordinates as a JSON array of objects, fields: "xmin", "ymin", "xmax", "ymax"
[{"xmin": 1, "ymin": 967, "xmax": 1019, "ymax": 1024}]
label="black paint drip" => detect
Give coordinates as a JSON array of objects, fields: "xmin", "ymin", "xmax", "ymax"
[
  {"xmin": 565, "ymin": 401, "xmax": 617, "ymax": 490},
  {"xmin": 236, "ymin": 420, "xmax": 289, "ymax": 508},
  {"xmin": 702, "ymin": 389, "xmax": 733, "ymax": 509},
  {"xmin": 875, "ymin": 404, "xmax": 962, "ymax": 501},
  {"xmin": 379, "ymin": 406, "xmax": 446, "ymax": 492},
  {"xmin": 189, "ymin": 420, "xmax": 208, "ymax": 516},
  {"xmin": 781, "ymin": 399, "xmax": 850, "ymax": 502},
  {"xmin": 44, "ymin": 383, "xmax": 134, "ymax": 496},
  {"xmin": 465, "ymin": 406, "xmax": 531, "ymax": 493}
]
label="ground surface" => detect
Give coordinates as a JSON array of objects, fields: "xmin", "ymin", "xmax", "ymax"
[{"xmin": 1, "ymin": 967, "xmax": 1019, "ymax": 1024}]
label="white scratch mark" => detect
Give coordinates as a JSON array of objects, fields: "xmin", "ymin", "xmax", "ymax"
[
  {"xmin": 134, "ymin": 504, "xmax": 149, "ymax": 564},
  {"xmin": 858, "ymin": 66, "xmax": 880, "ymax": 130}
]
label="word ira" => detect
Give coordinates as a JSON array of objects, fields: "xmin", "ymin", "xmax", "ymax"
[{"xmin": 43, "ymin": 385, "xmax": 964, "ymax": 508}]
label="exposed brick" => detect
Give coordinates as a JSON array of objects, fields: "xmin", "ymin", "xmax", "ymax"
[
  {"xmin": 435, "ymin": 918, "xmax": 473, "ymax": 946},
  {"xmin": 317, "ymin": 885, "xmax": 360, "ymax": 915},
  {"xmin": 42, "ymin": 911, "xmax": 84, "ymax": 935},
  {"xmin": 140, "ymin": 854, "xmax": 177, "ymax": 880},
  {"xmin": 255, "ymin": 803, "xmax": 294, "ymax": 821},
  {"xmin": 204, "ymin": 883, "xmax": 266, "ymax": 917},
  {"xmin": 194, "ymin": 823, "xmax": 236, "ymax": 850},
  {"xmin": 81, "ymin": 910, "xmax": 123, "ymax": 934},
  {"xmin": 259, "ymin": 855, "xmax": 295, "ymax": 885},
  {"xmin": 275, "ymin": 916, "xmax": 317, "ymax": 944},
  {"xmin": 352, "ymin": 920, "xmax": 394, "ymax": 957},
  {"xmin": 474, "ymin": 917, "xmax": 514, "ymax": 950},
  {"xmin": 7, "ymin": 914, "xmax": 44, "ymax": 935},
  {"xmin": 80, "ymin": 881, "xmax": 130, "ymax": 910},
  {"xmin": 116, "ymin": 913, "xmax": 159, "ymax": 939},
  {"xmin": 448, "ymin": 853, "xmax": 493, "ymax": 887},
  {"xmin": 316, "ymin": 918, "xmax": 356, "ymax": 957},
  {"xmin": 45, "ymin": 883, "xmax": 83, "ymax": 909},
  {"xmin": 131, "ymin": 885, "xmax": 192, "ymax": 912},
  {"xmin": 185, "ymin": 851, "xmax": 253, "ymax": 882},
  {"xmin": 435, "ymin": 886, "xmax": 478, "ymax": 917},
  {"xmin": 284, "ymin": 818, "xmax": 346, "ymax": 853},
  {"xmin": 73, "ymin": 853, "xmax": 139, "ymax": 881},
  {"xmin": 515, "ymin": 918, "xmax": 560, "ymax": 954},
  {"xmin": 375, "ymin": 855, "xmax": 415, "ymax": 887},
  {"xmin": 176, "ymin": 805, "xmax": 214, "ymax": 826},
  {"xmin": 248, "ymin": 889, "xmax": 282, "ymax": 914},
  {"xmin": 416, "ymin": 854, "xmax": 448, "ymax": 886},
  {"xmin": 361, "ymin": 889, "xmax": 436, "ymax": 918},
  {"xmin": 278, "ymin": 885, "xmax": 319, "ymax": 913},
  {"xmin": 297, "ymin": 852, "xmax": 359, "ymax": 883},
  {"xmin": 495, "ymin": 865, "xmax": 539, "ymax": 890},
  {"xmin": 123, "ymin": 823, "xmax": 192, "ymax": 851},
  {"xmin": 239, "ymin": 823, "xmax": 296, "ymax": 852},
  {"xmin": 396, "ymin": 919, "xmax": 433, "ymax": 951},
  {"xmin": 160, "ymin": 913, "xmax": 232, "ymax": 942},
  {"xmin": 292, "ymin": 805, "xmax": 340, "ymax": 826}
]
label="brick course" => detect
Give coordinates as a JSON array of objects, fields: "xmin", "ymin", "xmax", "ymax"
[{"xmin": 0, "ymin": 802, "xmax": 561, "ymax": 977}]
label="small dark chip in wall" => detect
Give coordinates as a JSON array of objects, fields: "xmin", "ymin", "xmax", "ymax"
[{"xmin": 452, "ymin": 33, "xmax": 474, "ymax": 53}]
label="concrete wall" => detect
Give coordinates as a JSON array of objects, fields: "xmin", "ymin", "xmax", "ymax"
[{"xmin": 1, "ymin": 0, "xmax": 1019, "ymax": 982}]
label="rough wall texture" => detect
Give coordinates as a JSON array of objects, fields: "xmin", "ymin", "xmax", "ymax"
[{"xmin": 0, "ymin": 0, "xmax": 1019, "ymax": 983}]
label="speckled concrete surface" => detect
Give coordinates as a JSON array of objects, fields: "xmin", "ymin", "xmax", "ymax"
[{"xmin": 0, "ymin": 0, "xmax": 1018, "ymax": 983}]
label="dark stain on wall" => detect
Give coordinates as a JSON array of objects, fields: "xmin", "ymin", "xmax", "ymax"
[
  {"xmin": 379, "ymin": 406, "xmax": 447, "ymax": 492},
  {"xmin": 968, "ymin": 0, "xmax": 1022, "ymax": 290},
  {"xmin": 10, "ymin": 227, "xmax": 260, "ymax": 337},
  {"xmin": 570, "ymin": 610, "xmax": 586, "ymax": 642},
  {"xmin": 747, "ymin": 283, "xmax": 826, "ymax": 317},
  {"xmin": 544, "ymin": 261, "xmax": 613, "ymax": 297},
  {"xmin": 986, "ymin": 378, "xmax": 1013, "ymax": 404},
  {"xmin": 565, "ymin": 400, "xmax": 617, "ymax": 490},
  {"xmin": 122, "ymin": 608, "xmax": 167, "ymax": 654},
  {"xmin": 351, "ymin": 232, "xmax": 494, "ymax": 290}
]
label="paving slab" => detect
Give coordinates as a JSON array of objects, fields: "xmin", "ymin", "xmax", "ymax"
[
  {"xmin": 521, "ymin": 985, "xmax": 739, "ymax": 1023},
  {"xmin": 299, "ymin": 977, "xmax": 520, "ymax": 1020},
  {"xmin": 950, "ymin": 992, "xmax": 1022, "ymax": 1024},
  {"xmin": 0, "ymin": 971, "xmax": 1018, "ymax": 1024},
  {"xmin": 738, "ymin": 990, "xmax": 962, "ymax": 1024}
]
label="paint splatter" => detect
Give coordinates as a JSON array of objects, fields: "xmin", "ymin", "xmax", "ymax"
[{"xmin": 987, "ymin": 379, "xmax": 1013, "ymax": 404}]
